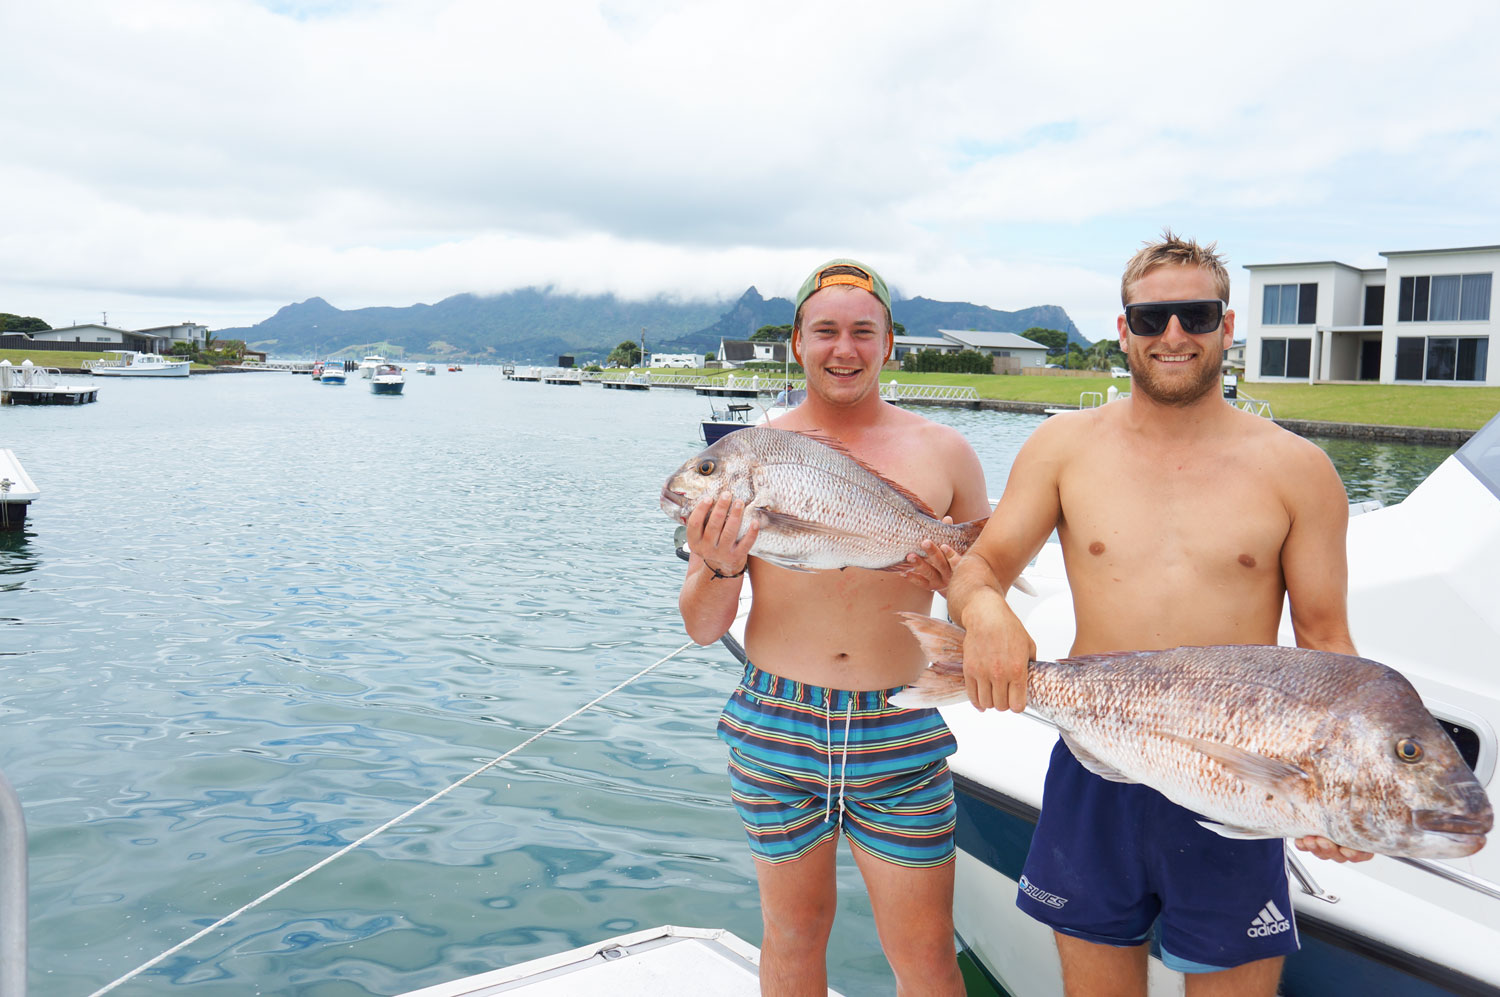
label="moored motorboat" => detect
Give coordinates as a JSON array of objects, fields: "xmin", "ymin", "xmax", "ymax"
[
  {"xmin": 0, "ymin": 448, "xmax": 40, "ymax": 530},
  {"xmin": 86, "ymin": 351, "xmax": 190, "ymax": 377},
  {"xmin": 416, "ymin": 362, "xmax": 436, "ymax": 376},
  {"xmin": 358, "ymin": 354, "xmax": 387, "ymax": 379},
  {"xmin": 370, "ymin": 363, "xmax": 405, "ymax": 395},
  {"xmin": 701, "ymin": 402, "xmax": 756, "ymax": 444},
  {"xmin": 321, "ymin": 362, "xmax": 347, "ymax": 385}
]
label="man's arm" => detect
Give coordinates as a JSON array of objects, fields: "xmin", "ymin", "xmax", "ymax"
[
  {"xmin": 946, "ymin": 422, "xmax": 1068, "ymax": 712},
  {"xmin": 900, "ymin": 428, "xmax": 993, "ymax": 593},
  {"xmin": 1279, "ymin": 440, "xmax": 1371, "ymax": 863},
  {"xmin": 1281, "ymin": 442, "xmax": 1356, "ymax": 655},
  {"xmin": 678, "ymin": 492, "xmax": 758, "ymax": 645}
]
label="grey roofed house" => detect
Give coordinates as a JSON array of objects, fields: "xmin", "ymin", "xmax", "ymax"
[
  {"xmin": 937, "ymin": 330, "xmax": 1050, "ymax": 352},
  {"xmin": 891, "ymin": 335, "xmax": 957, "ymax": 360},
  {"xmin": 717, "ymin": 339, "xmax": 789, "ymax": 367},
  {"xmin": 936, "ymin": 329, "xmax": 1052, "ymax": 367}
]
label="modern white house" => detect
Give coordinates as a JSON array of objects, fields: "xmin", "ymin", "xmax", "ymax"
[
  {"xmin": 1243, "ymin": 245, "xmax": 1495, "ymax": 385},
  {"xmin": 136, "ymin": 322, "xmax": 209, "ymax": 350}
]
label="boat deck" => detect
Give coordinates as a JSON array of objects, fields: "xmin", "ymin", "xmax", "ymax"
[{"xmin": 394, "ymin": 925, "xmax": 841, "ymax": 996}]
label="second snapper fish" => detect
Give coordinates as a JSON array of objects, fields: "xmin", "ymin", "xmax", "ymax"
[
  {"xmin": 660, "ymin": 427, "xmax": 988, "ymax": 572},
  {"xmin": 890, "ymin": 613, "xmax": 1493, "ymax": 860}
]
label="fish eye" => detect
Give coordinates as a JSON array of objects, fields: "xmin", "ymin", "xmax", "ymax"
[
  {"xmin": 696, "ymin": 458, "xmax": 716, "ymax": 476},
  {"xmin": 1395, "ymin": 738, "xmax": 1423, "ymax": 763}
]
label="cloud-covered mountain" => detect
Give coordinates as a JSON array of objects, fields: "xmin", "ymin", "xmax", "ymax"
[{"xmin": 217, "ymin": 286, "xmax": 1082, "ymax": 363}]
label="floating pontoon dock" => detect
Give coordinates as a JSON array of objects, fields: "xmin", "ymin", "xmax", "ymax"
[{"xmin": 0, "ymin": 361, "xmax": 99, "ymax": 405}]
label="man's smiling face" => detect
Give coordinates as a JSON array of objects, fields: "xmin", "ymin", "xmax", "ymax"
[
  {"xmin": 795, "ymin": 285, "xmax": 890, "ymax": 406},
  {"xmin": 1118, "ymin": 264, "xmax": 1234, "ymax": 406}
]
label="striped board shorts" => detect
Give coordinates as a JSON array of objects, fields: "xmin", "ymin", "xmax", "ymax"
[{"xmin": 716, "ymin": 661, "xmax": 958, "ymax": 867}]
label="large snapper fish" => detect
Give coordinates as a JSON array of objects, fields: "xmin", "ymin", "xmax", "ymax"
[
  {"xmin": 659, "ymin": 427, "xmax": 987, "ymax": 572},
  {"xmin": 891, "ymin": 614, "xmax": 1493, "ymax": 859}
]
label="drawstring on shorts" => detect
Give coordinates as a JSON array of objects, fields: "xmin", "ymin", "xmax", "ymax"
[{"xmin": 824, "ymin": 689, "xmax": 853, "ymax": 828}]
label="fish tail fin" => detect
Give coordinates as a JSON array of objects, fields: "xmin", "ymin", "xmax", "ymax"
[
  {"xmin": 950, "ymin": 517, "xmax": 988, "ymax": 554},
  {"xmin": 896, "ymin": 612, "xmax": 966, "ymax": 666},
  {"xmin": 1011, "ymin": 573, "xmax": 1037, "ymax": 597},
  {"xmin": 891, "ymin": 612, "xmax": 969, "ymax": 708}
]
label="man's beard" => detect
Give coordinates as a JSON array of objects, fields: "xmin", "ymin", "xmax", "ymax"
[{"xmin": 1129, "ymin": 340, "xmax": 1225, "ymax": 406}]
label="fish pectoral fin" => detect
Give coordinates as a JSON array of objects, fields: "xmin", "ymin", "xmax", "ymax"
[
  {"xmin": 1195, "ymin": 821, "xmax": 1275, "ymax": 841},
  {"xmin": 746, "ymin": 550, "xmax": 817, "ymax": 572},
  {"xmin": 1060, "ymin": 733, "xmax": 1137, "ymax": 784},
  {"xmin": 1163, "ymin": 733, "xmax": 1313, "ymax": 794},
  {"xmin": 1010, "ymin": 573, "xmax": 1038, "ymax": 597},
  {"xmin": 757, "ymin": 509, "xmax": 865, "ymax": 540}
]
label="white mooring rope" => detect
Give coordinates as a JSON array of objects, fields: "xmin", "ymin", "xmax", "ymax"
[{"xmin": 87, "ymin": 639, "xmax": 699, "ymax": 996}]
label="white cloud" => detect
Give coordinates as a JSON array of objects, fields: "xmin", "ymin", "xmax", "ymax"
[{"xmin": 2, "ymin": 0, "xmax": 1498, "ymax": 335}]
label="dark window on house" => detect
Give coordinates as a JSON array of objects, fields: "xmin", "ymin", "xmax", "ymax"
[
  {"xmin": 1262, "ymin": 283, "xmax": 1316, "ymax": 325},
  {"xmin": 1395, "ymin": 338, "xmax": 1425, "ymax": 379},
  {"xmin": 1363, "ymin": 285, "xmax": 1385, "ymax": 325},
  {"xmin": 1261, "ymin": 339, "xmax": 1286, "ymax": 376},
  {"xmin": 1398, "ymin": 272, "xmax": 1491, "ymax": 322},
  {"xmin": 1286, "ymin": 339, "xmax": 1311, "ymax": 378},
  {"xmin": 1296, "ymin": 283, "xmax": 1318, "ymax": 324}
]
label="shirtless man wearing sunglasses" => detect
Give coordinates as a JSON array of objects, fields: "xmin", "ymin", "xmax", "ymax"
[{"xmin": 945, "ymin": 231, "xmax": 1374, "ymax": 996}]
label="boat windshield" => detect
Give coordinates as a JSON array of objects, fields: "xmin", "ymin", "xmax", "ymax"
[{"xmin": 1456, "ymin": 408, "xmax": 1500, "ymax": 501}]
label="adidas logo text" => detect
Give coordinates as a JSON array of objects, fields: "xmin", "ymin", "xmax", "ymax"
[{"xmin": 1246, "ymin": 899, "xmax": 1292, "ymax": 938}]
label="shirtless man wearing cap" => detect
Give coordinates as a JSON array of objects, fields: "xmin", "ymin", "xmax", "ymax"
[{"xmin": 676, "ymin": 259, "xmax": 990, "ymax": 995}]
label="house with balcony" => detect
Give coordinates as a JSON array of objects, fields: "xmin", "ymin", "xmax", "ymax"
[{"xmin": 1243, "ymin": 245, "xmax": 1495, "ymax": 385}]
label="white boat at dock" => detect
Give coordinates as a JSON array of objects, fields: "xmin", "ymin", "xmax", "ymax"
[
  {"xmin": 0, "ymin": 448, "xmax": 40, "ymax": 530},
  {"xmin": 86, "ymin": 351, "xmax": 190, "ymax": 377}
]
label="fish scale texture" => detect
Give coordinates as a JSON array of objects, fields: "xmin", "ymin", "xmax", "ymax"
[
  {"xmin": 1026, "ymin": 645, "xmax": 1475, "ymax": 853},
  {"xmin": 664, "ymin": 428, "xmax": 984, "ymax": 571}
]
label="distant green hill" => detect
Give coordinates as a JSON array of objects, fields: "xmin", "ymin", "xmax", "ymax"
[{"xmin": 216, "ymin": 285, "xmax": 1082, "ymax": 362}]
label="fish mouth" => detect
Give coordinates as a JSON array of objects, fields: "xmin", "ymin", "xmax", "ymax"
[
  {"xmin": 1413, "ymin": 809, "xmax": 1492, "ymax": 856},
  {"xmin": 659, "ymin": 486, "xmax": 688, "ymax": 520},
  {"xmin": 1413, "ymin": 810, "xmax": 1494, "ymax": 836}
]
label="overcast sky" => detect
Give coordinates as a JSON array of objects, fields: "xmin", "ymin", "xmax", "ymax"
[{"xmin": 4, "ymin": 0, "xmax": 1499, "ymax": 342}]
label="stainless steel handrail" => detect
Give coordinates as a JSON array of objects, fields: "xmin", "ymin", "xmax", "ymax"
[{"xmin": 0, "ymin": 767, "xmax": 26, "ymax": 996}]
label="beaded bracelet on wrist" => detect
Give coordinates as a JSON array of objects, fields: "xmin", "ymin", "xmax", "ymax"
[{"xmin": 708, "ymin": 563, "xmax": 748, "ymax": 579}]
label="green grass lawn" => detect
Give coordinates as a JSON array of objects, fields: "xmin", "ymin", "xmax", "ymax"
[
  {"xmin": 1, "ymin": 349, "xmax": 212, "ymax": 370},
  {"xmin": 859, "ymin": 371, "xmax": 1498, "ymax": 430}
]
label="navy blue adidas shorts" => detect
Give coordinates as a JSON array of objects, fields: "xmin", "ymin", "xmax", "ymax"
[{"xmin": 1016, "ymin": 739, "xmax": 1299, "ymax": 973}]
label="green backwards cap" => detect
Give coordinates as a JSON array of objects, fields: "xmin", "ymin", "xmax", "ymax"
[{"xmin": 794, "ymin": 259, "xmax": 892, "ymax": 319}]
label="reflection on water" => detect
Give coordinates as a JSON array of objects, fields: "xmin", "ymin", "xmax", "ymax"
[
  {"xmin": 1313, "ymin": 436, "xmax": 1453, "ymax": 506},
  {"xmin": 0, "ymin": 379, "xmax": 1459, "ymax": 996}
]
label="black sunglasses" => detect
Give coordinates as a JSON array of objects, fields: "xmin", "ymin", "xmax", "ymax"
[{"xmin": 1124, "ymin": 299, "xmax": 1226, "ymax": 337}]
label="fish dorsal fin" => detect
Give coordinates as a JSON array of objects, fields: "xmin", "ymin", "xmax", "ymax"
[
  {"xmin": 1195, "ymin": 820, "xmax": 1274, "ymax": 841},
  {"xmin": 1160, "ymin": 732, "xmax": 1313, "ymax": 794},
  {"xmin": 1060, "ymin": 732, "xmax": 1136, "ymax": 784},
  {"xmin": 792, "ymin": 430, "xmax": 942, "ymax": 519}
]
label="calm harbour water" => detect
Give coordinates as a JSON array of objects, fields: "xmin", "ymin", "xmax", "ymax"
[{"xmin": 0, "ymin": 370, "xmax": 1453, "ymax": 996}]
